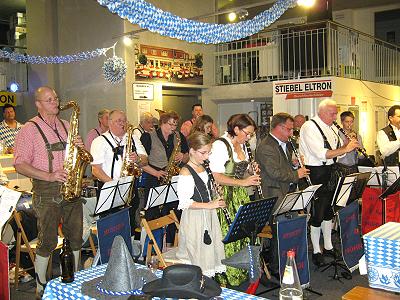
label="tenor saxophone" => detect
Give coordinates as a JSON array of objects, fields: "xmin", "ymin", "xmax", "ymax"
[
  {"xmin": 159, "ymin": 131, "xmax": 181, "ymax": 185},
  {"xmin": 120, "ymin": 124, "xmax": 142, "ymax": 178},
  {"xmin": 60, "ymin": 101, "xmax": 93, "ymax": 201}
]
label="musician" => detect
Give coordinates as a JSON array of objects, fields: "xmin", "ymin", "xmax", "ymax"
[
  {"xmin": 13, "ymin": 86, "xmax": 84, "ymax": 298},
  {"xmin": 337, "ymin": 111, "xmax": 364, "ymax": 171},
  {"xmin": 0, "ymin": 104, "xmax": 22, "ymax": 153},
  {"xmin": 84, "ymin": 109, "xmax": 109, "ymax": 151},
  {"xmin": 208, "ymin": 113, "xmax": 261, "ymax": 286},
  {"xmin": 176, "ymin": 132, "xmax": 226, "ymax": 278},
  {"xmin": 189, "ymin": 114, "xmax": 214, "ymax": 137},
  {"xmin": 180, "ymin": 104, "xmax": 218, "ymax": 138},
  {"xmin": 292, "ymin": 114, "xmax": 306, "ymax": 148},
  {"xmin": 299, "ymin": 99, "xmax": 359, "ymax": 267},
  {"xmin": 376, "ymin": 105, "xmax": 400, "ymax": 166},
  {"xmin": 90, "ymin": 110, "xmax": 148, "ymax": 230},
  {"xmin": 133, "ymin": 112, "xmax": 154, "ymax": 140},
  {"xmin": 140, "ymin": 110, "xmax": 189, "ymax": 246}
]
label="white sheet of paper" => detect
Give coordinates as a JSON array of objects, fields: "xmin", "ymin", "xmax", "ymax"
[
  {"xmin": 334, "ymin": 176, "xmax": 356, "ymax": 207},
  {"xmin": 358, "ymin": 254, "xmax": 367, "ymax": 275},
  {"xmin": 359, "ymin": 166, "xmax": 399, "ymax": 186},
  {"xmin": 145, "ymin": 180, "xmax": 179, "ymax": 210},
  {"xmin": 0, "ymin": 185, "xmax": 22, "ymax": 234},
  {"xmin": 291, "ymin": 184, "xmax": 322, "ymax": 210},
  {"xmin": 96, "ymin": 176, "xmax": 134, "ymax": 214}
]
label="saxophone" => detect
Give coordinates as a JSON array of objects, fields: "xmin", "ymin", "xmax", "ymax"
[
  {"xmin": 159, "ymin": 132, "xmax": 181, "ymax": 185},
  {"xmin": 120, "ymin": 124, "xmax": 142, "ymax": 178},
  {"xmin": 60, "ymin": 101, "xmax": 93, "ymax": 201}
]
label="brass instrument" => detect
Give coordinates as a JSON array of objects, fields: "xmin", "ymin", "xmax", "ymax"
[
  {"xmin": 245, "ymin": 141, "xmax": 263, "ymax": 199},
  {"xmin": 332, "ymin": 121, "xmax": 375, "ymax": 166},
  {"xmin": 120, "ymin": 124, "xmax": 142, "ymax": 178},
  {"xmin": 60, "ymin": 101, "xmax": 93, "ymax": 201},
  {"xmin": 288, "ymin": 137, "xmax": 313, "ymax": 186},
  {"xmin": 204, "ymin": 160, "xmax": 232, "ymax": 226},
  {"xmin": 160, "ymin": 132, "xmax": 181, "ymax": 185}
]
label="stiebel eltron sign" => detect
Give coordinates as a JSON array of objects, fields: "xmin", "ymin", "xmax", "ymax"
[{"xmin": 273, "ymin": 78, "xmax": 333, "ymax": 100}]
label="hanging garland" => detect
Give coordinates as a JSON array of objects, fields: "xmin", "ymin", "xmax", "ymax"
[
  {"xmin": 97, "ymin": 0, "xmax": 297, "ymax": 44},
  {"xmin": 0, "ymin": 47, "xmax": 111, "ymax": 64}
]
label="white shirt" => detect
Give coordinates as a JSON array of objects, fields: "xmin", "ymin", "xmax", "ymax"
[
  {"xmin": 90, "ymin": 131, "xmax": 147, "ymax": 180},
  {"xmin": 177, "ymin": 171, "xmax": 211, "ymax": 210},
  {"xmin": 299, "ymin": 116, "xmax": 343, "ymax": 166},
  {"xmin": 208, "ymin": 132, "xmax": 249, "ymax": 173},
  {"xmin": 376, "ymin": 125, "xmax": 400, "ymax": 159}
]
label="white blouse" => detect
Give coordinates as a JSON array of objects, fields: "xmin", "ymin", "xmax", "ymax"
[{"xmin": 177, "ymin": 170, "xmax": 211, "ymax": 210}]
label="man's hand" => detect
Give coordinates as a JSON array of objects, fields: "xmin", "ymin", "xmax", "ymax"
[
  {"xmin": 128, "ymin": 152, "xmax": 139, "ymax": 162},
  {"xmin": 174, "ymin": 152, "xmax": 184, "ymax": 162},
  {"xmin": 155, "ymin": 170, "xmax": 168, "ymax": 180},
  {"xmin": 297, "ymin": 167, "xmax": 310, "ymax": 179},
  {"xmin": 49, "ymin": 169, "xmax": 68, "ymax": 182},
  {"xmin": 74, "ymin": 136, "xmax": 85, "ymax": 148},
  {"xmin": 344, "ymin": 139, "xmax": 360, "ymax": 153}
]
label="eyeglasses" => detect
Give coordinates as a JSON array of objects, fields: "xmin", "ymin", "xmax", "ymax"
[
  {"xmin": 241, "ymin": 129, "xmax": 255, "ymax": 138},
  {"xmin": 167, "ymin": 122, "xmax": 177, "ymax": 127},
  {"xmin": 36, "ymin": 97, "xmax": 59, "ymax": 104},
  {"xmin": 197, "ymin": 150, "xmax": 212, "ymax": 155},
  {"xmin": 280, "ymin": 124, "xmax": 294, "ymax": 132}
]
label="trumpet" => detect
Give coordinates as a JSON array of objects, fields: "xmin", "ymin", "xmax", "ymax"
[
  {"xmin": 332, "ymin": 121, "xmax": 375, "ymax": 166},
  {"xmin": 203, "ymin": 160, "xmax": 232, "ymax": 227},
  {"xmin": 288, "ymin": 137, "xmax": 313, "ymax": 186}
]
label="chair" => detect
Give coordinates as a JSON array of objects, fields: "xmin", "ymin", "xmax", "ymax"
[
  {"xmin": 141, "ymin": 210, "xmax": 180, "ymax": 268},
  {"xmin": 13, "ymin": 211, "xmax": 63, "ymax": 289}
]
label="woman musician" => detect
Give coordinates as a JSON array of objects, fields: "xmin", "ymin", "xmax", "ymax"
[
  {"xmin": 176, "ymin": 132, "xmax": 226, "ymax": 278},
  {"xmin": 208, "ymin": 113, "xmax": 261, "ymax": 286}
]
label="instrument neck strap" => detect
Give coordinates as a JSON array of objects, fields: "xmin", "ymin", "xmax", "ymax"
[{"xmin": 101, "ymin": 134, "xmax": 122, "ymax": 179}]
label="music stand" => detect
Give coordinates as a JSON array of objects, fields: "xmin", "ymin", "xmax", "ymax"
[
  {"xmin": 379, "ymin": 174, "xmax": 400, "ymax": 224},
  {"xmin": 94, "ymin": 176, "xmax": 134, "ymax": 216},
  {"xmin": 358, "ymin": 166, "xmax": 398, "ymax": 187},
  {"xmin": 321, "ymin": 173, "xmax": 360, "ymax": 283}
]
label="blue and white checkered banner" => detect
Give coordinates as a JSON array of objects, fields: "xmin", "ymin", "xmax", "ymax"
[
  {"xmin": 97, "ymin": 0, "xmax": 297, "ymax": 44},
  {"xmin": 277, "ymin": 215, "xmax": 310, "ymax": 287},
  {"xmin": 338, "ymin": 200, "xmax": 364, "ymax": 272}
]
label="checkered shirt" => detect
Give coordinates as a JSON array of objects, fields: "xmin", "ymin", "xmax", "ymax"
[{"xmin": 0, "ymin": 120, "xmax": 22, "ymax": 149}]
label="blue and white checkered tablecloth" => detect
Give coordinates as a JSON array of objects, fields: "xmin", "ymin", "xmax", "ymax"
[{"xmin": 43, "ymin": 263, "xmax": 266, "ymax": 300}]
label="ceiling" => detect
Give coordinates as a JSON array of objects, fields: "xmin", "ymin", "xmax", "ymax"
[{"xmin": 0, "ymin": 0, "xmax": 25, "ymax": 23}]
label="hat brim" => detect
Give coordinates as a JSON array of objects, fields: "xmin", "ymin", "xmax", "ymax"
[{"xmin": 142, "ymin": 275, "xmax": 221, "ymax": 300}]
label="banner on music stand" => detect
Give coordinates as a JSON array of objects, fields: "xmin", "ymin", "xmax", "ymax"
[
  {"xmin": 361, "ymin": 187, "xmax": 400, "ymax": 234},
  {"xmin": 0, "ymin": 241, "xmax": 9, "ymax": 300},
  {"xmin": 277, "ymin": 215, "xmax": 309, "ymax": 288},
  {"xmin": 97, "ymin": 207, "xmax": 132, "ymax": 264},
  {"xmin": 338, "ymin": 200, "xmax": 364, "ymax": 272}
]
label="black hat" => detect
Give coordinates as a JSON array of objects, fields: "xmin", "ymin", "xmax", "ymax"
[{"xmin": 142, "ymin": 264, "xmax": 221, "ymax": 299}]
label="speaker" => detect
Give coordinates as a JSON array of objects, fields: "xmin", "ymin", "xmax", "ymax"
[{"xmin": 307, "ymin": 0, "xmax": 332, "ymax": 22}]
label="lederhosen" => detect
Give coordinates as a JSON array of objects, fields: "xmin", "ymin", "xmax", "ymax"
[
  {"xmin": 28, "ymin": 120, "xmax": 68, "ymax": 198},
  {"xmin": 306, "ymin": 120, "xmax": 339, "ymax": 226},
  {"xmin": 381, "ymin": 125, "xmax": 399, "ymax": 166}
]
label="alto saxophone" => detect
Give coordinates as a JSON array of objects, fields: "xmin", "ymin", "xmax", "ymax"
[
  {"xmin": 159, "ymin": 131, "xmax": 181, "ymax": 185},
  {"xmin": 120, "ymin": 124, "xmax": 142, "ymax": 178},
  {"xmin": 60, "ymin": 101, "xmax": 93, "ymax": 201}
]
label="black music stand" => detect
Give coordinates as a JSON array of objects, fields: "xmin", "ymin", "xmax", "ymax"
[
  {"xmin": 321, "ymin": 172, "xmax": 369, "ymax": 282},
  {"xmin": 94, "ymin": 176, "xmax": 134, "ymax": 216},
  {"xmin": 379, "ymin": 174, "xmax": 400, "ymax": 224}
]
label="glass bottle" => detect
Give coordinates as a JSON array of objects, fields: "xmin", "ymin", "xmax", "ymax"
[
  {"xmin": 60, "ymin": 239, "xmax": 74, "ymax": 283},
  {"xmin": 279, "ymin": 250, "xmax": 303, "ymax": 300}
]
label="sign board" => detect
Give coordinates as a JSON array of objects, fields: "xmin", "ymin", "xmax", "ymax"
[
  {"xmin": 0, "ymin": 92, "xmax": 17, "ymax": 106},
  {"xmin": 0, "ymin": 241, "xmax": 9, "ymax": 300},
  {"xmin": 273, "ymin": 78, "xmax": 333, "ymax": 100},
  {"xmin": 133, "ymin": 83, "xmax": 154, "ymax": 100}
]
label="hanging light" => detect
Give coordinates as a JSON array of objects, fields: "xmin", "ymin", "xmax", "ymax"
[
  {"xmin": 297, "ymin": 0, "xmax": 316, "ymax": 8},
  {"xmin": 228, "ymin": 12, "xmax": 237, "ymax": 22},
  {"xmin": 8, "ymin": 81, "xmax": 19, "ymax": 92},
  {"xmin": 123, "ymin": 35, "xmax": 133, "ymax": 46}
]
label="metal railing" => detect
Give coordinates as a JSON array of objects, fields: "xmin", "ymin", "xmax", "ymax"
[
  {"xmin": 215, "ymin": 21, "xmax": 400, "ymax": 86},
  {"xmin": 0, "ymin": 45, "xmax": 28, "ymax": 92}
]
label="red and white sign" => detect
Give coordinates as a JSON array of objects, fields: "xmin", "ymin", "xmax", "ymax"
[
  {"xmin": 274, "ymin": 78, "xmax": 333, "ymax": 100},
  {"xmin": 0, "ymin": 241, "xmax": 9, "ymax": 300}
]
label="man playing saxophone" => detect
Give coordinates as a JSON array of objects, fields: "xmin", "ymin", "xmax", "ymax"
[
  {"xmin": 90, "ymin": 110, "xmax": 148, "ymax": 230},
  {"xmin": 140, "ymin": 110, "xmax": 189, "ymax": 246},
  {"xmin": 13, "ymin": 86, "xmax": 86, "ymax": 298}
]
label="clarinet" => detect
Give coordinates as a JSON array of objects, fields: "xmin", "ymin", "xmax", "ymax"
[
  {"xmin": 245, "ymin": 142, "xmax": 264, "ymax": 199},
  {"xmin": 288, "ymin": 137, "xmax": 313, "ymax": 186},
  {"xmin": 203, "ymin": 160, "xmax": 232, "ymax": 227},
  {"xmin": 332, "ymin": 121, "xmax": 375, "ymax": 166}
]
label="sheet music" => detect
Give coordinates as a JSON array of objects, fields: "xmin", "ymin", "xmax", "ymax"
[
  {"xmin": 292, "ymin": 184, "xmax": 322, "ymax": 210},
  {"xmin": 0, "ymin": 185, "xmax": 21, "ymax": 234},
  {"xmin": 358, "ymin": 166, "xmax": 399, "ymax": 186},
  {"xmin": 334, "ymin": 176, "xmax": 356, "ymax": 207},
  {"xmin": 95, "ymin": 176, "xmax": 134, "ymax": 214},
  {"xmin": 145, "ymin": 180, "xmax": 179, "ymax": 210}
]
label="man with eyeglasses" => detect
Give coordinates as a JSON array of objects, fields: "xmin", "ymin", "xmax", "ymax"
[
  {"xmin": 256, "ymin": 112, "xmax": 310, "ymax": 278},
  {"xmin": 13, "ymin": 86, "xmax": 86, "ymax": 298},
  {"xmin": 299, "ymin": 99, "xmax": 359, "ymax": 267}
]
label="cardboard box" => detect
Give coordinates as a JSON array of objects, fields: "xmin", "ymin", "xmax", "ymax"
[{"xmin": 363, "ymin": 222, "xmax": 400, "ymax": 293}]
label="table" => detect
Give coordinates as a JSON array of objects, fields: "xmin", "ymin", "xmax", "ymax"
[
  {"xmin": 342, "ymin": 286, "xmax": 399, "ymax": 300},
  {"xmin": 43, "ymin": 263, "xmax": 267, "ymax": 299}
]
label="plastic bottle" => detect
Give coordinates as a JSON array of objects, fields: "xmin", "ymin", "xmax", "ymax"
[
  {"xmin": 279, "ymin": 250, "xmax": 303, "ymax": 300},
  {"xmin": 60, "ymin": 239, "xmax": 74, "ymax": 283}
]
